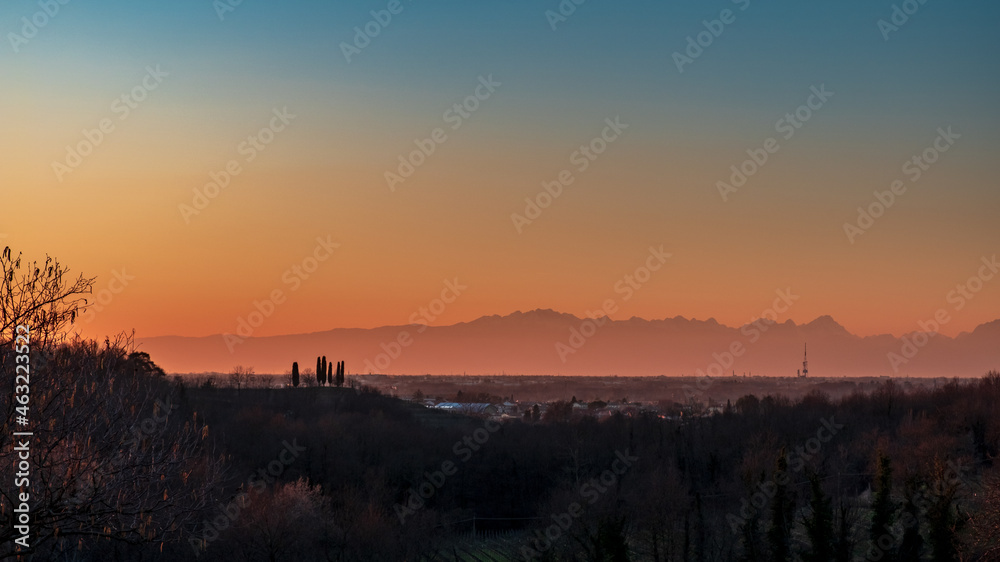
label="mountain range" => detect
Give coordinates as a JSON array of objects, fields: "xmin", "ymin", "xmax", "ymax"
[{"xmin": 136, "ymin": 310, "xmax": 1000, "ymax": 377}]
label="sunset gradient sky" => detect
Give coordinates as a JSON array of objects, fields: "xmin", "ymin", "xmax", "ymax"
[{"xmin": 3, "ymin": 0, "xmax": 999, "ymax": 341}]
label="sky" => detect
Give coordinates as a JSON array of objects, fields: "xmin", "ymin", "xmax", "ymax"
[{"xmin": 2, "ymin": 0, "xmax": 999, "ymax": 341}]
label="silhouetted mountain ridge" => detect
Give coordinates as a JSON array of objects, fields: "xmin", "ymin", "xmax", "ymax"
[{"xmin": 136, "ymin": 309, "xmax": 999, "ymax": 377}]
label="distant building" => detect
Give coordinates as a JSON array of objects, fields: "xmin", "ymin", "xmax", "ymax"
[{"xmin": 433, "ymin": 402, "xmax": 501, "ymax": 417}]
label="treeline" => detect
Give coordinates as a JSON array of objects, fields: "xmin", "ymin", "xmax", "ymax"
[
  {"xmin": 185, "ymin": 370, "xmax": 1000, "ymax": 561},
  {"xmin": 2, "ymin": 331, "xmax": 999, "ymax": 560}
]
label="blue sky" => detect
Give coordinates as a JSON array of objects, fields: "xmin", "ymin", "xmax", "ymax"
[{"xmin": 2, "ymin": 0, "xmax": 999, "ymax": 339}]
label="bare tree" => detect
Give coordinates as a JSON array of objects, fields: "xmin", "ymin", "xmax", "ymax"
[
  {"xmin": 0, "ymin": 333, "xmax": 227, "ymax": 559},
  {"xmin": 229, "ymin": 365, "xmax": 254, "ymax": 392},
  {"xmin": 210, "ymin": 479, "xmax": 335, "ymax": 562},
  {"xmin": 0, "ymin": 249, "xmax": 225, "ymax": 559},
  {"xmin": 968, "ymin": 467, "xmax": 1000, "ymax": 560},
  {"xmin": 0, "ymin": 246, "xmax": 94, "ymax": 349}
]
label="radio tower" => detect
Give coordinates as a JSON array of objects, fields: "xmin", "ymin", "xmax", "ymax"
[{"xmin": 800, "ymin": 343, "xmax": 808, "ymax": 378}]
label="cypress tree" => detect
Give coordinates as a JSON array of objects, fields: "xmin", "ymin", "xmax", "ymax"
[
  {"xmin": 870, "ymin": 452, "xmax": 896, "ymax": 559},
  {"xmin": 804, "ymin": 473, "xmax": 834, "ymax": 562},
  {"xmin": 898, "ymin": 479, "xmax": 924, "ymax": 561},
  {"xmin": 927, "ymin": 466, "xmax": 960, "ymax": 562},
  {"xmin": 694, "ymin": 492, "xmax": 706, "ymax": 562},
  {"xmin": 316, "ymin": 356, "xmax": 322, "ymax": 385},
  {"xmin": 595, "ymin": 517, "xmax": 629, "ymax": 562},
  {"xmin": 321, "ymin": 356, "xmax": 327, "ymax": 385},
  {"xmin": 768, "ymin": 449, "xmax": 793, "ymax": 562},
  {"xmin": 291, "ymin": 362, "xmax": 299, "ymax": 387},
  {"xmin": 834, "ymin": 503, "xmax": 852, "ymax": 562},
  {"xmin": 739, "ymin": 511, "xmax": 763, "ymax": 562}
]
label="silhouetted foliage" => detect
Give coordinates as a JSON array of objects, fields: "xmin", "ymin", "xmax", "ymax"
[
  {"xmin": 803, "ymin": 473, "xmax": 834, "ymax": 562},
  {"xmin": 898, "ymin": 478, "xmax": 925, "ymax": 561},
  {"xmin": 229, "ymin": 364, "xmax": 253, "ymax": 392},
  {"xmin": 834, "ymin": 503, "xmax": 853, "ymax": 562},
  {"xmin": 0, "ymin": 335, "xmax": 223, "ymax": 560},
  {"xmin": 128, "ymin": 350, "xmax": 166, "ymax": 377},
  {"xmin": 166, "ymin": 369, "xmax": 1000, "ymax": 561},
  {"xmin": 0, "ymin": 246, "xmax": 95, "ymax": 348},
  {"xmin": 767, "ymin": 450, "xmax": 793, "ymax": 562},
  {"xmin": 870, "ymin": 451, "xmax": 896, "ymax": 559},
  {"xmin": 927, "ymin": 461, "xmax": 961, "ymax": 562}
]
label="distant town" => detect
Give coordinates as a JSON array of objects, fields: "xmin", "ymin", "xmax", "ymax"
[{"xmin": 181, "ymin": 371, "xmax": 968, "ymax": 422}]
